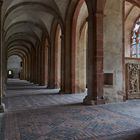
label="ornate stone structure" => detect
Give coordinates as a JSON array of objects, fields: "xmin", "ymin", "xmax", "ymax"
[{"xmin": 126, "ymin": 63, "xmax": 140, "ymax": 99}]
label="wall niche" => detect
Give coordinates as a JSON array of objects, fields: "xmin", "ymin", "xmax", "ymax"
[{"xmin": 104, "ymin": 73, "xmax": 113, "ymax": 86}]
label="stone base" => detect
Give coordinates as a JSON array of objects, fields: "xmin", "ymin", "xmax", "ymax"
[
  {"xmin": 59, "ymin": 90, "xmax": 72, "ymax": 94},
  {"xmin": 47, "ymin": 85, "xmax": 57, "ymax": 89},
  {"xmin": 0, "ymin": 103, "xmax": 5, "ymax": 113},
  {"xmin": 83, "ymin": 96, "xmax": 105, "ymax": 105},
  {"xmin": 39, "ymin": 83, "xmax": 45, "ymax": 86},
  {"xmin": 59, "ymin": 90, "xmax": 65, "ymax": 94}
]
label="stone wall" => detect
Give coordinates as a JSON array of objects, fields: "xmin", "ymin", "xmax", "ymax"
[
  {"xmin": 103, "ymin": 0, "xmax": 124, "ymax": 103},
  {"xmin": 7, "ymin": 55, "xmax": 22, "ymax": 79}
]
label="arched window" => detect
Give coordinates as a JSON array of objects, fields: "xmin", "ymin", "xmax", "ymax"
[{"xmin": 131, "ymin": 18, "xmax": 140, "ymax": 58}]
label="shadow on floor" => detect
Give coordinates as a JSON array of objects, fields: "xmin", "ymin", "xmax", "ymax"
[{"xmin": 2, "ymin": 79, "xmax": 140, "ymax": 140}]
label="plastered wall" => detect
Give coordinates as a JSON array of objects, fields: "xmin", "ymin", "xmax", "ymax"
[{"xmin": 103, "ymin": 0, "xmax": 124, "ymax": 102}]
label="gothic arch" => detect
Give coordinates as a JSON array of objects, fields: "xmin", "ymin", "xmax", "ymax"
[{"xmin": 72, "ymin": 0, "xmax": 88, "ymax": 93}]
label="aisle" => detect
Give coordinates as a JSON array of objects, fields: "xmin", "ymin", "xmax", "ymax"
[{"xmin": 1, "ymin": 79, "xmax": 140, "ymax": 140}]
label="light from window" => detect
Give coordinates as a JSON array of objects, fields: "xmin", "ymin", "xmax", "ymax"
[
  {"xmin": 8, "ymin": 71, "xmax": 12, "ymax": 75},
  {"xmin": 131, "ymin": 18, "xmax": 140, "ymax": 58}
]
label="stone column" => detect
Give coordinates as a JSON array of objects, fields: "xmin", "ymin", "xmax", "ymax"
[
  {"xmin": 25, "ymin": 56, "xmax": 28, "ymax": 80},
  {"xmin": 27, "ymin": 55, "xmax": 31, "ymax": 81},
  {"xmin": 39, "ymin": 45, "xmax": 45, "ymax": 86},
  {"xmin": 48, "ymin": 32, "xmax": 61, "ymax": 89},
  {"xmin": 47, "ymin": 43, "xmax": 56, "ymax": 88},
  {"xmin": 37, "ymin": 46, "xmax": 41, "ymax": 84},
  {"xmin": 47, "ymin": 45, "xmax": 51, "ymax": 88},
  {"xmin": 24, "ymin": 56, "xmax": 28, "ymax": 80},
  {"xmin": 44, "ymin": 45, "xmax": 48, "ymax": 85},
  {"xmin": 34, "ymin": 47, "xmax": 39, "ymax": 84},
  {"xmin": 22, "ymin": 58, "xmax": 26, "ymax": 80},
  {"xmin": 59, "ymin": 34, "xmax": 65, "ymax": 93},
  {"xmin": 32, "ymin": 51, "xmax": 37, "ymax": 83},
  {"xmin": 83, "ymin": 11, "xmax": 105, "ymax": 105},
  {"xmin": 59, "ymin": 32, "xmax": 75, "ymax": 94},
  {"xmin": 30, "ymin": 53, "xmax": 34, "ymax": 83},
  {"xmin": 0, "ymin": 0, "xmax": 5, "ymax": 112}
]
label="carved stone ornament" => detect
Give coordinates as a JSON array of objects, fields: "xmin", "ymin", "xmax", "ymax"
[{"xmin": 126, "ymin": 63, "xmax": 140, "ymax": 99}]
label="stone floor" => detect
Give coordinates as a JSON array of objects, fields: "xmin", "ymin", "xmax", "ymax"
[{"xmin": 1, "ymin": 79, "xmax": 140, "ymax": 140}]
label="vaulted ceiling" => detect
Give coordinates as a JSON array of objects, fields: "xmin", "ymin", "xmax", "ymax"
[
  {"xmin": 2, "ymin": 0, "xmax": 140, "ymax": 60},
  {"xmin": 125, "ymin": 0, "xmax": 140, "ymax": 21},
  {"xmin": 2, "ymin": 0, "xmax": 72, "ymax": 59}
]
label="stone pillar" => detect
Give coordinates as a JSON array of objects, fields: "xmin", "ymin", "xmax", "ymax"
[
  {"xmin": 22, "ymin": 58, "xmax": 26, "ymax": 80},
  {"xmin": 59, "ymin": 31, "xmax": 74, "ymax": 94},
  {"xmin": 32, "ymin": 51, "xmax": 37, "ymax": 83},
  {"xmin": 47, "ymin": 45, "xmax": 51, "ymax": 88},
  {"xmin": 0, "ymin": 0, "xmax": 5, "ymax": 112},
  {"xmin": 27, "ymin": 55, "xmax": 31, "ymax": 81},
  {"xmin": 30, "ymin": 53, "xmax": 34, "ymax": 83},
  {"xmin": 47, "ymin": 43, "xmax": 56, "ymax": 88},
  {"xmin": 25, "ymin": 57, "xmax": 28, "ymax": 80},
  {"xmin": 39, "ymin": 45, "xmax": 45, "ymax": 86},
  {"xmin": 83, "ymin": 11, "xmax": 105, "ymax": 105},
  {"xmin": 34, "ymin": 47, "xmax": 39, "ymax": 84},
  {"xmin": 54, "ymin": 26, "xmax": 61, "ymax": 89},
  {"xmin": 44, "ymin": 45, "xmax": 48, "ymax": 85},
  {"xmin": 59, "ymin": 34, "xmax": 65, "ymax": 93},
  {"xmin": 37, "ymin": 46, "xmax": 41, "ymax": 84},
  {"xmin": 48, "ymin": 31, "xmax": 61, "ymax": 89}
]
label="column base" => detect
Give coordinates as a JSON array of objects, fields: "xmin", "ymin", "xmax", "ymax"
[
  {"xmin": 0, "ymin": 103, "xmax": 5, "ymax": 113},
  {"xmin": 47, "ymin": 86, "xmax": 55, "ymax": 89},
  {"xmin": 39, "ymin": 83, "xmax": 45, "ymax": 86},
  {"xmin": 47, "ymin": 84, "xmax": 58, "ymax": 89},
  {"xmin": 59, "ymin": 89, "xmax": 72, "ymax": 94},
  {"xmin": 59, "ymin": 90, "xmax": 65, "ymax": 94},
  {"xmin": 83, "ymin": 96, "xmax": 105, "ymax": 105}
]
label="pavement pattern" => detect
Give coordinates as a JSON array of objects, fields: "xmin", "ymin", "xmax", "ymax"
[{"xmin": 1, "ymin": 79, "xmax": 140, "ymax": 140}]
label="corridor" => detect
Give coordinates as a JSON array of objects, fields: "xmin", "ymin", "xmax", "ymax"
[
  {"xmin": 5, "ymin": 79, "xmax": 86, "ymax": 111},
  {"xmin": 0, "ymin": 79, "xmax": 140, "ymax": 140}
]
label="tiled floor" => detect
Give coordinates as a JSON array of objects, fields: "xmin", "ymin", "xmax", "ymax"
[
  {"xmin": 1, "ymin": 79, "xmax": 140, "ymax": 140},
  {"xmin": 5, "ymin": 79, "xmax": 86, "ymax": 112},
  {"xmin": 0, "ymin": 113, "xmax": 4, "ymax": 140}
]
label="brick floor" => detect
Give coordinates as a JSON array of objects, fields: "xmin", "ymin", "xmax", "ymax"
[
  {"xmin": 0, "ymin": 113, "xmax": 4, "ymax": 140},
  {"xmin": 1, "ymin": 79, "xmax": 140, "ymax": 140},
  {"xmin": 5, "ymin": 79, "xmax": 86, "ymax": 112}
]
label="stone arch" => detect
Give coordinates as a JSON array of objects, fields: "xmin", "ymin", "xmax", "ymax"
[
  {"xmin": 47, "ymin": 19, "xmax": 62, "ymax": 89},
  {"xmin": 72, "ymin": 0, "xmax": 88, "ymax": 93},
  {"xmin": 7, "ymin": 54, "xmax": 23, "ymax": 79},
  {"xmin": 125, "ymin": 0, "xmax": 140, "ymax": 57},
  {"xmin": 8, "ymin": 48, "xmax": 31, "ymax": 80}
]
